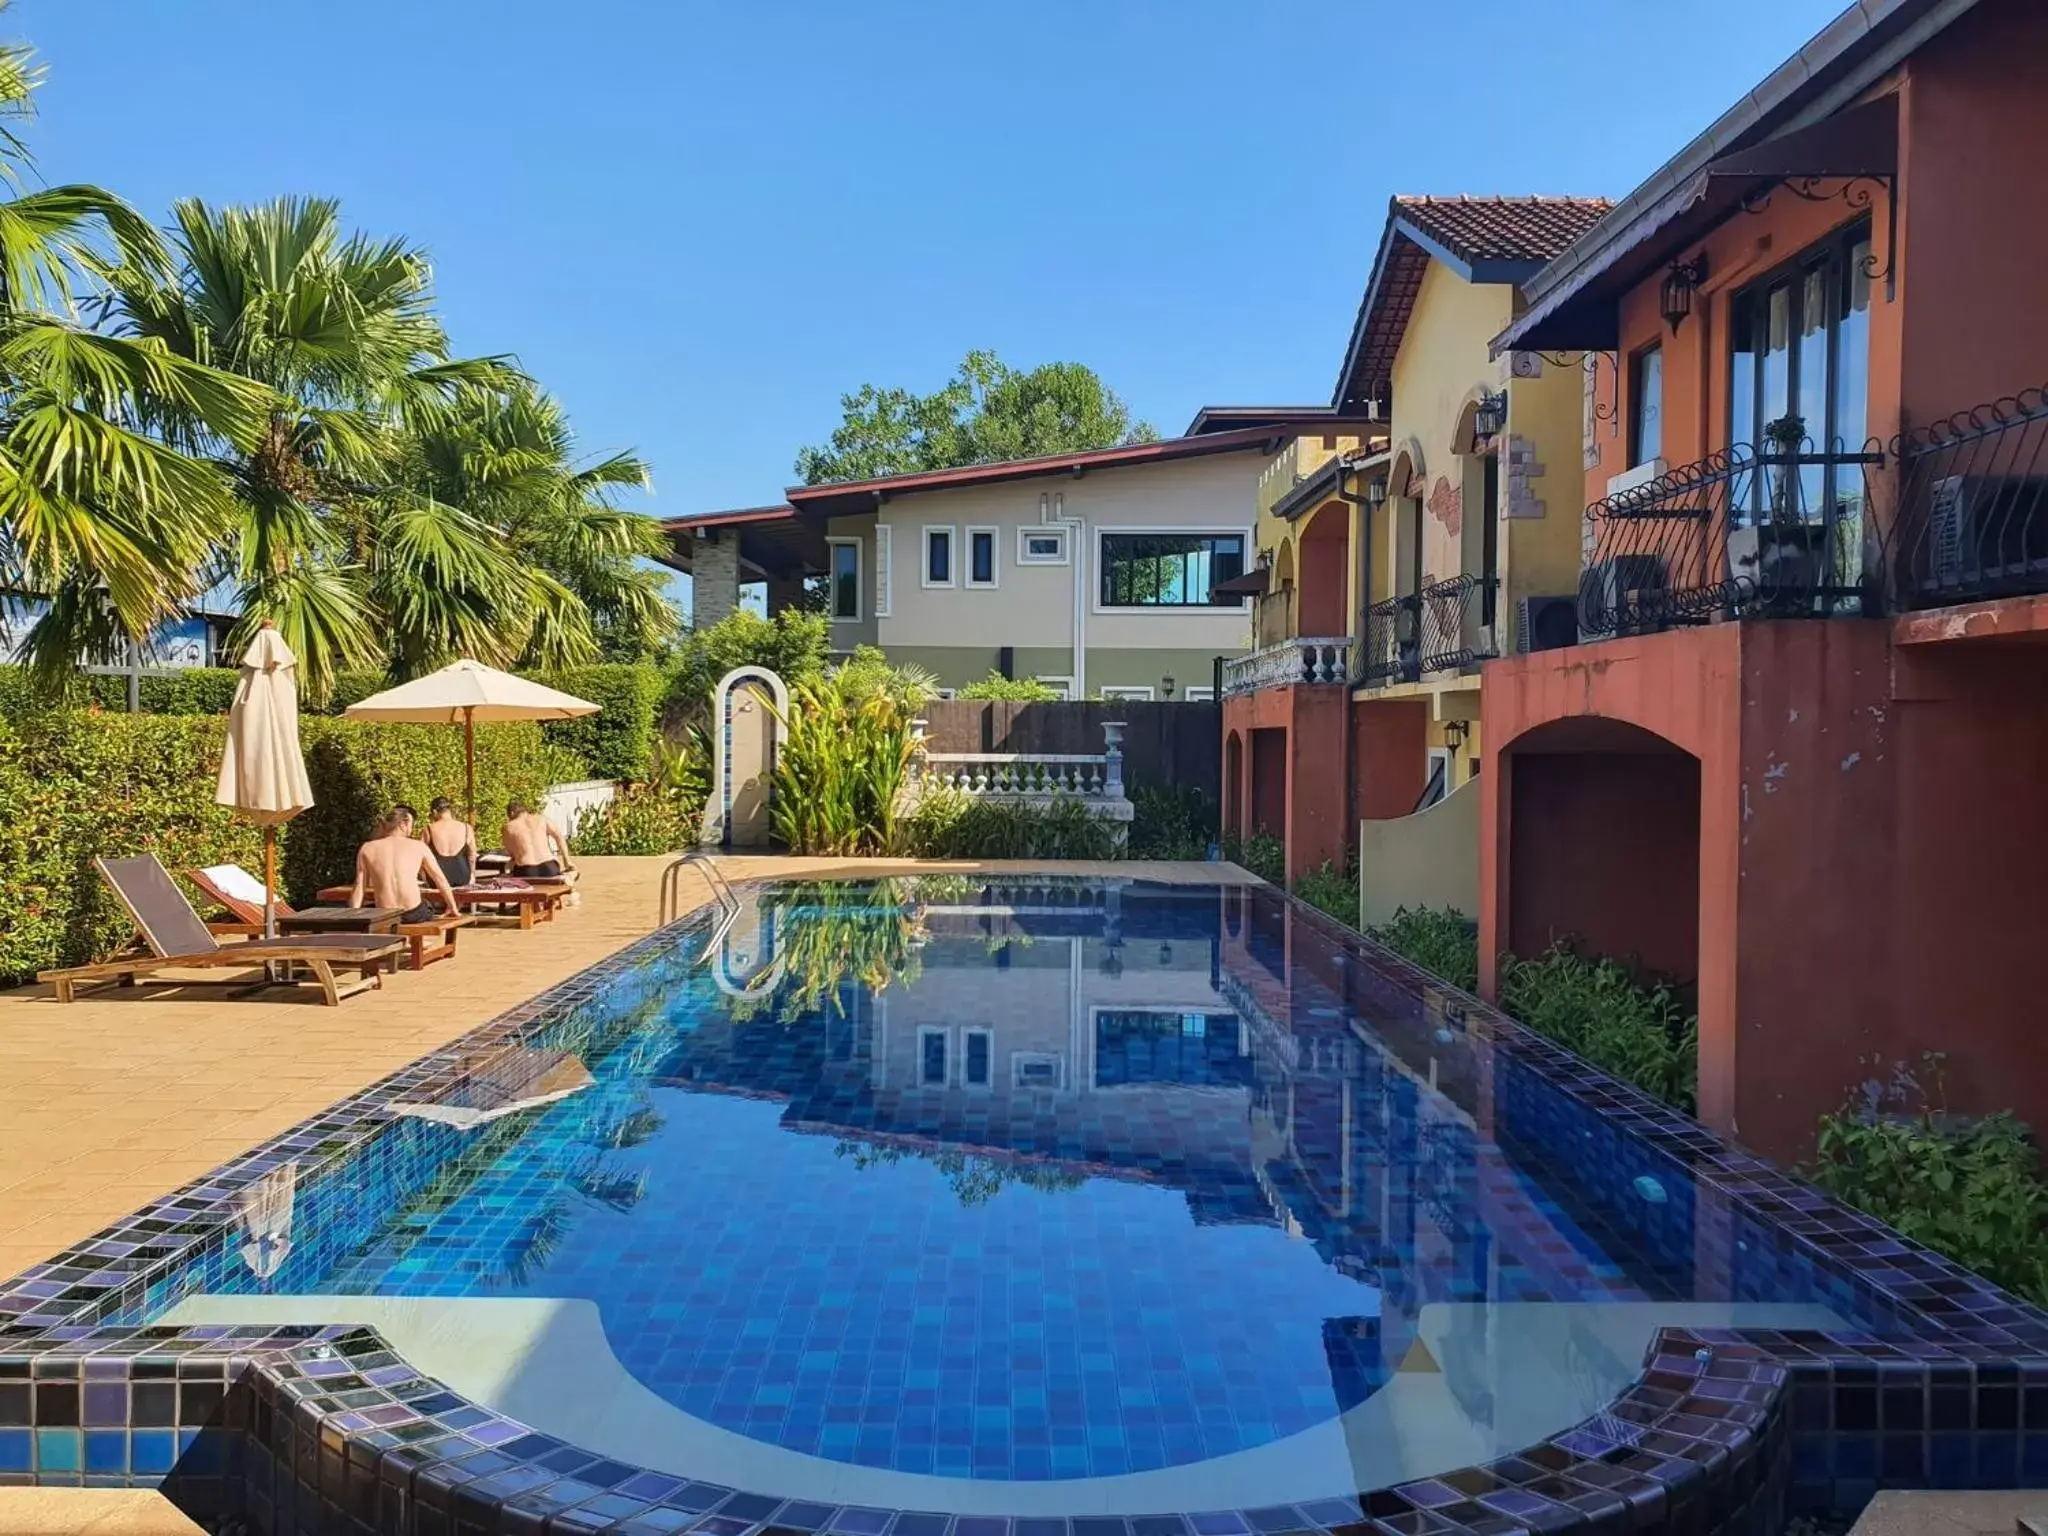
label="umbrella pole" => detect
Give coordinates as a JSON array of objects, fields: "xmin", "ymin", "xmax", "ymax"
[
  {"xmin": 465, "ymin": 706, "xmax": 476, "ymax": 828},
  {"xmin": 264, "ymin": 825, "xmax": 278, "ymax": 941}
]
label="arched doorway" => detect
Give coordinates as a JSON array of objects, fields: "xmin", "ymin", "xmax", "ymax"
[
  {"xmin": 1295, "ymin": 502, "xmax": 1350, "ymax": 638},
  {"xmin": 1501, "ymin": 716, "xmax": 1701, "ymax": 985}
]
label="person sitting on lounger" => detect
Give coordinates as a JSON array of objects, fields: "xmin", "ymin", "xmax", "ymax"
[
  {"xmin": 424, "ymin": 797, "xmax": 478, "ymax": 888},
  {"xmin": 502, "ymin": 800, "xmax": 577, "ymax": 880},
  {"xmin": 351, "ymin": 805, "xmax": 460, "ymax": 924}
]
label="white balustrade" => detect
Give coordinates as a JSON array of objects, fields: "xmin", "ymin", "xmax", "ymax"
[
  {"xmin": 1220, "ymin": 636, "xmax": 1355, "ymax": 697},
  {"xmin": 906, "ymin": 720, "xmax": 1133, "ymax": 828}
]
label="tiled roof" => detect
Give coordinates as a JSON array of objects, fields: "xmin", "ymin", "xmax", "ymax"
[
  {"xmin": 1333, "ymin": 195, "xmax": 1613, "ymax": 414},
  {"xmin": 1392, "ymin": 195, "xmax": 1613, "ymax": 267}
]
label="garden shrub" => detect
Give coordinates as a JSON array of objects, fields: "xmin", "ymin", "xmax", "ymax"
[
  {"xmin": 535, "ymin": 662, "xmax": 665, "ymax": 781},
  {"xmin": 1127, "ymin": 783, "xmax": 1216, "ymax": 860},
  {"xmin": 571, "ymin": 785, "xmax": 700, "ymax": 855},
  {"xmin": 1498, "ymin": 945, "xmax": 1699, "ymax": 1112},
  {"xmin": 664, "ymin": 610, "xmax": 829, "ymax": 725},
  {"xmin": 571, "ymin": 733, "xmax": 711, "ymax": 855},
  {"xmin": 1366, "ymin": 906, "xmax": 1480, "ymax": 992},
  {"xmin": 0, "ymin": 711, "xmax": 261, "ymax": 984},
  {"xmin": 1294, "ymin": 860, "xmax": 1360, "ymax": 929},
  {"xmin": 906, "ymin": 790, "xmax": 1121, "ymax": 860},
  {"xmin": 0, "ymin": 664, "xmax": 242, "ymax": 718},
  {"xmin": 1359, "ymin": 910, "xmax": 1695, "ymax": 1111},
  {"xmin": 956, "ymin": 672, "xmax": 1061, "ymax": 701},
  {"xmin": 1809, "ymin": 1057, "xmax": 2048, "ymax": 1304},
  {"xmin": 1221, "ymin": 831, "xmax": 1283, "ymax": 883},
  {"xmin": 771, "ymin": 670, "xmax": 917, "ymax": 855}
]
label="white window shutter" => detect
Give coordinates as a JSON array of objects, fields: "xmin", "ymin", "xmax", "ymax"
[{"xmin": 873, "ymin": 526, "xmax": 892, "ymax": 617}]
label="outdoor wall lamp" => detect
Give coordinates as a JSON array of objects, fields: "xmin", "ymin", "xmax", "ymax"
[
  {"xmin": 1160, "ymin": 675, "xmax": 1176, "ymax": 699},
  {"xmin": 1365, "ymin": 477, "xmax": 1389, "ymax": 512},
  {"xmin": 1473, "ymin": 390, "xmax": 1508, "ymax": 444},
  {"xmin": 1660, "ymin": 255, "xmax": 1709, "ymax": 332}
]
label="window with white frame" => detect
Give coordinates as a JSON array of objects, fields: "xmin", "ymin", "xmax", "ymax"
[
  {"xmin": 1018, "ymin": 527, "xmax": 1069, "ymax": 565},
  {"xmin": 1098, "ymin": 531, "xmax": 1248, "ymax": 608},
  {"xmin": 826, "ymin": 539, "xmax": 861, "ymax": 622},
  {"xmin": 1098, "ymin": 685, "xmax": 1154, "ymax": 702},
  {"xmin": 963, "ymin": 1029, "xmax": 993, "ymax": 1088},
  {"xmin": 1183, "ymin": 686, "xmax": 1215, "ymax": 702},
  {"xmin": 1033, "ymin": 675, "xmax": 1075, "ymax": 700},
  {"xmin": 966, "ymin": 526, "xmax": 998, "ymax": 588},
  {"xmin": 923, "ymin": 527, "xmax": 954, "ymax": 587},
  {"xmin": 1012, "ymin": 1052, "xmax": 1064, "ymax": 1091},
  {"xmin": 917, "ymin": 1026, "xmax": 949, "ymax": 1086}
]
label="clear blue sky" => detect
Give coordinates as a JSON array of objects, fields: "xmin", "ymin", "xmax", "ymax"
[{"xmin": 22, "ymin": 0, "xmax": 1845, "ymax": 610}]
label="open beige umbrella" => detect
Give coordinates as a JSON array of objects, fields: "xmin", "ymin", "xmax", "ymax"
[
  {"xmin": 343, "ymin": 658, "xmax": 597, "ymax": 825},
  {"xmin": 215, "ymin": 623, "xmax": 316, "ymax": 938}
]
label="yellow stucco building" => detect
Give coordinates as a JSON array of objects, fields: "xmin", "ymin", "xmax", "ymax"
[{"xmin": 1219, "ymin": 196, "xmax": 1610, "ymax": 900}]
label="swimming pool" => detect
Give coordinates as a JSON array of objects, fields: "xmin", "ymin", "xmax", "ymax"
[{"xmin": 6, "ymin": 876, "xmax": 2045, "ymax": 1533}]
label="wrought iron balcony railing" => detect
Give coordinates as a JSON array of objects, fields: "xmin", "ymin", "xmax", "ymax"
[
  {"xmin": 1359, "ymin": 574, "xmax": 1499, "ymax": 686},
  {"xmin": 1577, "ymin": 440, "xmax": 1884, "ymax": 639},
  {"xmin": 1881, "ymin": 386, "xmax": 2048, "ymax": 610},
  {"xmin": 1220, "ymin": 636, "xmax": 1354, "ymax": 697}
]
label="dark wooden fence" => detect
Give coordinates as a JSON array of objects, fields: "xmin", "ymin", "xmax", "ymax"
[{"xmin": 917, "ymin": 700, "xmax": 1220, "ymax": 801}]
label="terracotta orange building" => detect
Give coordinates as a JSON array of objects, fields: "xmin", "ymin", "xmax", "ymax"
[{"xmin": 1483, "ymin": 0, "xmax": 2048, "ymax": 1160}]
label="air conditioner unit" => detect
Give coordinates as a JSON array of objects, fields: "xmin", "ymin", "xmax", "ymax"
[
  {"xmin": 1515, "ymin": 594, "xmax": 1579, "ymax": 653},
  {"xmin": 1927, "ymin": 474, "xmax": 1974, "ymax": 586},
  {"xmin": 1578, "ymin": 555, "xmax": 1668, "ymax": 638}
]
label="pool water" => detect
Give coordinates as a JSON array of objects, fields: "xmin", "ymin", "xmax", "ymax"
[{"xmin": 154, "ymin": 879, "xmax": 1872, "ymax": 1504}]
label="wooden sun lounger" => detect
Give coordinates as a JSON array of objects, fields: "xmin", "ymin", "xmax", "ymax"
[
  {"xmin": 189, "ymin": 865, "xmax": 472, "ymax": 970},
  {"xmin": 317, "ymin": 879, "xmax": 568, "ymax": 931},
  {"xmin": 38, "ymin": 857, "xmax": 405, "ymax": 1007}
]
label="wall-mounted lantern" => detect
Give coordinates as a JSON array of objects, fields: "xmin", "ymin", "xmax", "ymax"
[
  {"xmin": 1473, "ymin": 390, "xmax": 1508, "ymax": 444},
  {"xmin": 1365, "ymin": 477, "xmax": 1389, "ymax": 512},
  {"xmin": 1660, "ymin": 255, "xmax": 1709, "ymax": 333}
]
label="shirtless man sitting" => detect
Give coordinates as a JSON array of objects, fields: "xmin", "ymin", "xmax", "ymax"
[
  {"xmin": 502, "ymin": 800, "xmax": 577, "ymax": 881},
  {"xmin": 351, "ymin": 805, "xmax": 461, "ymax": 924}
]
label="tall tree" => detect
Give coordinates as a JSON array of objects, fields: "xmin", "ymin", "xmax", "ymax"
[
  {"xmin": 0, "ymin": 6, "xmax": 270, "ymax": 679},
  {"xmin": 794, "ymin": 349, "xmax": 1156, "ymax": 485},
  {"xmin": 102, "ymin": 197, "xmax": 676, "ymax": 688},
  {"xmin": 396, "ymin": 380, "xmax": 678, "ymax": 667}
]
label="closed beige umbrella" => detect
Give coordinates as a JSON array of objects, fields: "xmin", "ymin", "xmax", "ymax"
[
  {"xmin": 215, "ymin": 623, "xmax": 316, "ymax": 938},
  {"xmin": 343, "ymin": 658, "xmax": 597, "ymax": 825}
]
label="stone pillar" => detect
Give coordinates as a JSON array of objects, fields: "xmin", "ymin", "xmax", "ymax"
[{"xmin": 692, "ymin": 531, "xmax": 741, "ymax": 629}]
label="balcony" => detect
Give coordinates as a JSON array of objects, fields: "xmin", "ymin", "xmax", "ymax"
[
  {"xmin": 1221, "ymin": 636, "xmax": 1354, "ymax": 698},
  {"xmin": 1884, "ymin": 386, "xmax": 2048, "ymax": 610},
  {"xmin": 1359, "ymin": 575, "xmax": 1500, "ymax": 687},
  {"xmin": 1576, "ymin": 439, "xmax": 1885, "ymax": 639}
]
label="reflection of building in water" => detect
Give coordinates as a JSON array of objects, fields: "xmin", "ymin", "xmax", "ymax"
[{"xmin": 654, "ymin": 881, "xmax": 1702, "ymax": 1427}]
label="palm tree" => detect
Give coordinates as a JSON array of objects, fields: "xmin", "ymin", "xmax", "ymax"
[
  {"xmin": 395, "ymin": 379, "xmax": 678, "ymax": 669},
  {"xmin": 0, "ymin": 9, "xmax": 269, "ymax": 680},
  {"xmin": 100, "ymin": 196, "xmax": 531, "ymax": 691},
  {"xmin": 106, "ymin": 198, "xmax": 675, "ymax": 690}
]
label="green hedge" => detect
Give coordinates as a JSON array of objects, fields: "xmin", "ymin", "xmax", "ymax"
[
  {"xmin": 2, "ymin": 661, "xmax": 662, "ymax": 782},
  {"xmin": 0, "ymin": 665, "xmax": 243, "ymax": 719},
  {"xmin": 0, "ymin": 711, "xmax": 262, "ymax": 983},
  {"xmin": 284, "ymin": 719, "xmax": 582, "ymax": 902},
  {"xmin": 0, "ymin": 708, "xmax": 581, "ymax": 986},
  {"xmin": 534, "ymin": 663, "xmax": 664, "ymax": 782}
]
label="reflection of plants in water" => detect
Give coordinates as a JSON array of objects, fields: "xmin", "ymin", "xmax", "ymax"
[
  {"xmin": 567, "ymin": 1149, "xmax": 649, "ymax": 1212},
  {"xmin": 731, "ymin": 881, "xmax": 930, "ymax": 1022},
  {"xmin": 834, "ymin": 1139, "xmax": 1086, "ymax": 1208},
  {"xmin": 583, "ymin": 1104, "xmax": 664, "ymax": 1151}
]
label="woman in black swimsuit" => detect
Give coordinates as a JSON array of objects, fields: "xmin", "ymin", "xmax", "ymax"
[{"xmin": 425, "ymin": 797, "xmax": 477, "ymax": 888}]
